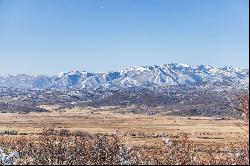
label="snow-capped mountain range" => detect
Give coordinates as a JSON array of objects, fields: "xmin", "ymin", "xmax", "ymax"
[{"xmin": 0, "ymin": 63, "xmax": 249, "ymax": 90}]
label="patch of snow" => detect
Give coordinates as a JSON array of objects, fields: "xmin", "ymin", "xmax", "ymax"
[{"xmin": 0, "ymin": 147, "xmax": 19, "ymax": 165}]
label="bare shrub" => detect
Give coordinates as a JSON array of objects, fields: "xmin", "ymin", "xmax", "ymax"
[{"xmin": 0, "ymin": 128, "xmax": 132, "ymax": 165}]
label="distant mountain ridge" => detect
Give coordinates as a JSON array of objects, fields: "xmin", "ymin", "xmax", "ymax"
[{"xmin": 0, "ymin": 63, "xmax": 249, "ymax": 90}]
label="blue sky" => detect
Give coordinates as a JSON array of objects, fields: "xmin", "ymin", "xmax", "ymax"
[{"xmin": 0, "ymin": 0, "xmax": 249, "ymax": 75}]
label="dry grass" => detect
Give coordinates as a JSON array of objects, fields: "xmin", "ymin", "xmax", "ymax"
[
  {"xmin": 0, "ymin": 107, "xmax": 246, "ymax": 146},
  {"xmin": 0, "ymin": 94, "xmax": 248, "ymax": 165}
]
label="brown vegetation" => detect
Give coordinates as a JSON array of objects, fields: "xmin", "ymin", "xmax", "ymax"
[
  {"xmin": 0, "ymin": 127, "xmax": 248, "ymax": 165},
  {"xmin": 0, "ymin": 94, "xmax": 248, "ymax": 165}
]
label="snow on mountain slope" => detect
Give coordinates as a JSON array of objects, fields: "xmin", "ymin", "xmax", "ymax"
[{"xmin": 0, "ymin": 63, "xmax": 248, "ymax": 89}]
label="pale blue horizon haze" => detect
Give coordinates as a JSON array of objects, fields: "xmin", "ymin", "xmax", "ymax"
[{"xmin": 0, "ymin": 0, "xmax": 249, "ymax": 75}]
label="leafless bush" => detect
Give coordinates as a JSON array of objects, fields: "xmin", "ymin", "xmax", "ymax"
[
  {"xmin": 0, "ymin": 128, "xmax": 133, "ymax": 165},
  {"xmin": 0, "ymin": 129, "xmax": 248, "ymax": 165}
]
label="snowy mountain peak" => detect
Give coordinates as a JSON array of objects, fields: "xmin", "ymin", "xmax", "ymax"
[
  {"xmin": 0, "ymin": 63, "xmax": 248, "ymax": 90},
  {"xmin": 57, "ymin": 70, "xmax": 87, "ymax": 77},
  {"xmin": 172, "ymin": 63, "xmax": 190, "ymax": 68}
]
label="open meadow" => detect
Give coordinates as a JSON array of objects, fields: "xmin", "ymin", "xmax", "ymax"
[
  {"xmin": 0, "ymin": 103, "xmax": 249, "ymax": 165},
  {"xmin": 0, "ymin": 105, "xmax": 247, "ymax": 147}
]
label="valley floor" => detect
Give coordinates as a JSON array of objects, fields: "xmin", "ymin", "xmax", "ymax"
[{"xmin": 0, "ymin": 105, "xmax": 247, "ymax": 147}]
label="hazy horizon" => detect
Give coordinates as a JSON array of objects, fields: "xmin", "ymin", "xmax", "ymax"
[{"xmin": 0, "ymin": 0, "xmax": 249, "ymax": 75}]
